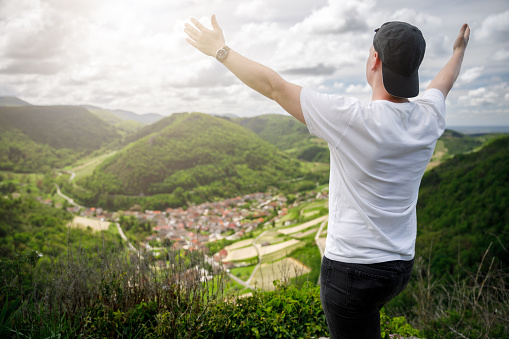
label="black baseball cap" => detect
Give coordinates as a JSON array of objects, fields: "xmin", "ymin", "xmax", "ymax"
[{"xmin": 373, "ymin": 21, "xmax": 426, "ymax": 98}]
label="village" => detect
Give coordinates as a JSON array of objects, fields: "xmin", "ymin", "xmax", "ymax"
[
  {"xmin": 66, "ymin": 189, "xmax": 323, "ymax": 259},
  {"xmin": 36, "ymin": 185, "xmax": 329, "ymax": 289}
]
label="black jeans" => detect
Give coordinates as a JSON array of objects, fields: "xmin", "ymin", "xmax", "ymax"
[{"xmin": 320, "ymin": 256, "xmax": 414, "ymax": 339}]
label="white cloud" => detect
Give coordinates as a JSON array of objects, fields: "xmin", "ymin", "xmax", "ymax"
[
  {"xmin": 345, "ymin": 83, "xmax": 371, "ymax": 94},
  {"xmin": 492, "ymin": 48, "xmax": 509, "ymax": 61},
  {"xmin": 235, "ymin": 1, "xmax": 275, "ymax": 20},
  {"xmin": 457, "ymin": 82, "xmax": 509, "ymax": 107},
  {"xmin": 388, "ymin": 8, "xmax": 442, "ymax": 29},
  {"xmin": 293, "ymin": 0, "xmax": 374, "ymax": 35},
  {"xmin": 459, "ymin": 66, "xmax": 485, "ymax": 84},
  {"xmin": 333, "ymin": 82, "xmax": 344, "ymax": 89},
  {"xmin": 476, "ymin": 10, "xmax": 509, "ymax": 43},
  {"xmin": 0, "ymin": 0, "xmax": 507, "ymax": 125}
]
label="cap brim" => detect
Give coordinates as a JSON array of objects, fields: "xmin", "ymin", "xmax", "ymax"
[{"xmin": 381, "ymin": 64, "xmax": 420, "ymax": 98}]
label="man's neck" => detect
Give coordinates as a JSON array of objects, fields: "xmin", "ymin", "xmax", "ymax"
[
  {"xmin": 372, "ymin": 93, "xmax": 410, "ymax": 103},
  {"xmin": 371, "ymin": 83, "xmax": 410, "ymax": 103}
]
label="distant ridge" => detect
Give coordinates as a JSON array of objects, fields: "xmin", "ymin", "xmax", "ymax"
[
  {"xmin": 0, "ymin": 105, "xmax": 120, "ymax": 151},
  {"xmin": 0, "ymin": 96, "xmax": 32, "ymax": 107},
  {"xmin": 448, "ymin": 125, "xmax": 509, "ymax": 135},
  {"xmin": 111, "ymin": 109, "xmax": 163, "ymax": 125},
  {"xmin": 0, "ymin": 105, "xmax": 121, "ymax": 171},
  {"xmin": 83, "ymin": 106, "xmax": 164, "ymax": 125}
]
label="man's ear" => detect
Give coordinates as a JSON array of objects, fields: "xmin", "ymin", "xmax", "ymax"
[{"xmin": 371, "ymin": 51, "xmax": 381, "ymax": 71}]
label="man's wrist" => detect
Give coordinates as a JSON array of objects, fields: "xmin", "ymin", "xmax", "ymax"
[{"xmin": 215, "ymin": 46, "xmax": 230, "ymax": 62}]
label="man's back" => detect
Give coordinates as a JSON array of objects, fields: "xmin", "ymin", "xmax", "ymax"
[{"xmin": 302, "ymin": 88, "xmax": 446, "ymax": 263}]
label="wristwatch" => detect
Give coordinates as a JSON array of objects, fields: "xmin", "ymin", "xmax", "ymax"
[{"xmin": 216, "ymin": 46, "xmax": 230, "ymax": 62}]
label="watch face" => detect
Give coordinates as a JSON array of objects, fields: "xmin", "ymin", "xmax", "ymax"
[{"xmin": 217, "ymin": 49, "xmax": 227, "ymax": 60}]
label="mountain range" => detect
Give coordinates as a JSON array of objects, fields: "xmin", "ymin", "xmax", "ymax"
[{"xmin": 1, "ymin": 95, "xmax": 506, "ymax": 211}]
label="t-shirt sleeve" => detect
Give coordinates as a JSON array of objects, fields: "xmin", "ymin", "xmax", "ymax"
[
  {"xmin": 300, "ymin": 87, "xmax": 359, "ymax": 147},
  {"xmin": 416, "ymin": 88, "xmax": 446, "ymax": 134}
]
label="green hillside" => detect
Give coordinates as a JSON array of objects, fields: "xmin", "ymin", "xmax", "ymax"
[
  {"xmin": 123, "ymin": 112, "xmax": 188, "ymax": 145},
  {"xmin": 234, "ymin": 114, "xmax": 329, "ymax": 163},
  {"xmin": 87, "ymin": 108, "xmax": 144, "ymax": 135},
  {"xmin": 416, "ymin": 135, "xmax": 509, "ymax": 275},
  {"xmin": 0, "ymin": 106, "xmax": 122, "ymax": 172},
  {"xmin": 0, "ymin": 106, "xmax": 120, "ymax": 151},
  {"xmin": 78, "ymin": 113, "xmax": 303, "ymax": 208},
  {"xmin": 0, "ymin": 129, "xmax": 77, "ymax": 172}
]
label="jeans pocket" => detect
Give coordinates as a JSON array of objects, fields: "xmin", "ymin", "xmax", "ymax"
[
  {"xmin": 321, "ymin": 257, "xmax": 331, "ymax": 283},
  {"xmin": 346, "ymin": 267, "xmax": 391, "ymax": 307}
]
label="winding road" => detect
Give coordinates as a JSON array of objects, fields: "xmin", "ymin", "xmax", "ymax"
[{"xmin": 55, "ymin": 182, "xmax": 84, "ymax": 209}]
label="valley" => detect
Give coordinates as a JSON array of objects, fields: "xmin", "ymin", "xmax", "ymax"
[{"xmin": 1, "ymin": 97, "xmax": 508, "ymax": 338}]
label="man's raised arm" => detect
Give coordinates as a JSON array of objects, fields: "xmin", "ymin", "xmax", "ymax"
[
  {"xmin": 427, "ymin": 24, "xmax": 470, "ymax": 98},
  {"xmin": 184, "ymin": 15, "xmax": 305, "ymax": 124}
]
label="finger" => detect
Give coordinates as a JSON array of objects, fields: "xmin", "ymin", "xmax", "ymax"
[
  {"xmin": 211, "ymin": 14, "xmax": 221, "ymax": 31},
  {"xmin": 186, "ymin": 38, "xmax": 197, "ymax": 48},
  {"xmin": 190, "ymin": 17, "xmax": 207, "ymax": 31},
  {"xmin": 464, "ymin": 25, "xmax": 470, "ymax": 40},
  {"xmin": 459, "ymin": 23, "xmax": 467, "ymax": 36},
  {"xmin": 184, "ymin": 24, "xmax": 200, "ymax": 40},
  {"xmin": 184, "ymin": 28, "xmax": 196, "ymax": 41}
]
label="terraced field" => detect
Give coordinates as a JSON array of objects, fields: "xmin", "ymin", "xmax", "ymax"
[{"xmin": 250, "ymin": 257, "xmax": 310, "ymax": 290}]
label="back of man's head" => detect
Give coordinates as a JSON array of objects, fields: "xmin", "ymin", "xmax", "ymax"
[{"xmin": 373, "ymin": 21, "xmax": 426, "ymax": 98}]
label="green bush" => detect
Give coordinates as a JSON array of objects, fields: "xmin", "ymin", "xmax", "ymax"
[{"xmin": 205, "ymin": 281, "xmax": 327, "ymax": 338}]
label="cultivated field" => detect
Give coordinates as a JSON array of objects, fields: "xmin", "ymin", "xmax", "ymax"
[
  {"xmin": 291, "ymin": 227, "xmax": 319, "ymax": 238},
  {"xmin": 278, "ymin": 215, "xmax": 328, "ymax": 235},
  {"xmin": 251, "ymin": 257, "xmax": 310, "ymax": 290},
  {"xmin": 225, "ymin": 238, "xmax": 253, "ymax": 251},
  {"xmin": 257, "ymin": 239, "xmax": 301, "ymax": 256},
  {"xmin": 256, "ymin": 229, "xmax": 283, "ymax": 243},
  {"xmin": 69, "ymin": 216, "xmax": 112, "ymax": 232},
  {"xmin": 223, "ymin": 245, "xmax": 258, "ymax": 262}
]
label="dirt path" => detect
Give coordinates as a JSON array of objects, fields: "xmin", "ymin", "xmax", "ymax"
[{"xmin": 55, "ymin": 183, "xmax": 84, "ymax": 209}]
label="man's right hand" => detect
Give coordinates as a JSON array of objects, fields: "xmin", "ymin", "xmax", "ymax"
[{"xmin": 184, "ymin": 15, "xmax": 226, "ymax": 58}]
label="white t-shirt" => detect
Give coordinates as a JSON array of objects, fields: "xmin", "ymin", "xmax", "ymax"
[{"xmin": 301, "ymin": 88, "xmax": 446, "ymax": 264}]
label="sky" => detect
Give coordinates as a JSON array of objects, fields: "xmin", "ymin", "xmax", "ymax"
[{"xmin": 1, "ymin": 0, "xmax": 508, "ymax": 126}]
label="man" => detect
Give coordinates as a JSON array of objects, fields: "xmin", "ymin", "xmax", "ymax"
[{"xmin": 185, "ymin": 15, "xmax": 469, "ymax": 339}]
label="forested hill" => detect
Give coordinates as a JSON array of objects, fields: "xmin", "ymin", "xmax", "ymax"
[
  {"xmin": 0, "ymin": 106, "xmax": 120, "ymax": 151},
  {"xmin": 416, "ymin": 135, "xmax": 509, "ymax": 276},
  {"xmin": 0, "ymin": 106, "xmax": 121, "ymax": 172},
  {"xmin": 122, "ymin": 113, "xmax": 188, "ymax": 145},
  {"xmin": 234, "ymin": 114, "xmax": 329, "ymax": 163},
  {"xmin": 80, "ymin": 113, "xmax": 303, "ymax": 205}
]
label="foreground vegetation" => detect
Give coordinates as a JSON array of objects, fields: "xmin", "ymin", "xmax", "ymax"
[{"xmin": 0, "ymin": 238, "xmax": 420, "ymax": 339}]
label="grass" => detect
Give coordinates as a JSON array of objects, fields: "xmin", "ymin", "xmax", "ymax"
[
  {"xmin": 230, "ymin": 265, "xmax": 256, "ymax": 281},
  {"xmin": 251, "ymin": 257, "xmax": 310, "ymax": 290},
  {"xmin": 261, "ymin": 241, "xmax": 305, "ymax": 264},
  {"xmin": 72, "ymin": 151, "xmax": 117, "ymax": 180},
  {"xmin": 289, "ymin": 238, "xmax": 322, "ymax": 286}
]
